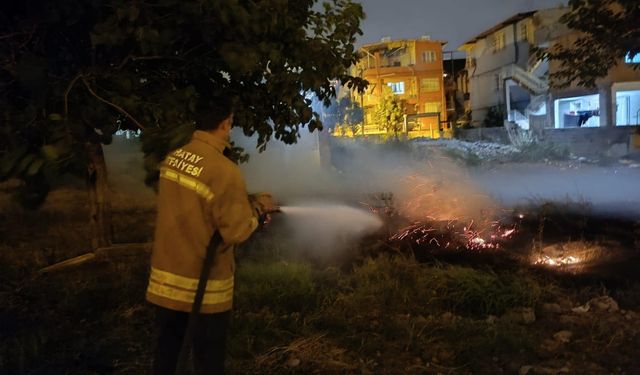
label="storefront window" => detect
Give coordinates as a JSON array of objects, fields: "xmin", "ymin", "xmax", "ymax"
[{"xmin": 554, "ymin": 94, "xmax": 600, "ymax": 128}]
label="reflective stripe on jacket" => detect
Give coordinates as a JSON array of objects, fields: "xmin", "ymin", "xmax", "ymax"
[{"xmin": 146, "ymin": 130, "xmax": 258, "ymax": 313}]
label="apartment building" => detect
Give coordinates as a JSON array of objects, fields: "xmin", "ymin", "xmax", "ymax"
[
  {"xmin": 459, "ymin": 8, "xmax": 568, "ymax": 129},
  {"xmin": 350, "ymin": 37, "xmax": 448, "ymax": 138}
]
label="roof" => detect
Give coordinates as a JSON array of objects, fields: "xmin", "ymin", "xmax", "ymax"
[
  {"xmin": 360, "ymin": 38, "xmax": 448, "ymax": 53},
  {"xmin": 461, "ymin": 11, "xmax": 536, "ymax": 46}
]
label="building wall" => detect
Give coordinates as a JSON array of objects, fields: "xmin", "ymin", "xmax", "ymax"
[
  {"xmin": 532, "ymin": 8, "xmax": 569, "ymax": 44},
  {"xmin": 472, "ymin": 26, "xmax": 525, "ymax": 75}
]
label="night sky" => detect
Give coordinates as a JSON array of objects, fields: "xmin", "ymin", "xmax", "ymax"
[{"xmin": 356, "ymin": 0, "xmax": 568, "ymax": 50}]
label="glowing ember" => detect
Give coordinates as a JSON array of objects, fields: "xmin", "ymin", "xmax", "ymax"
[
  {"xmin": 390, "ymin": 219, "xmax": 517, "ymax": 251},
  {"xmin": 375, "ymin": 172, "xmax": 520, "ymax": 252},
  {"xmin": 534, "ymin": 255, "xmax": 582, "ymax": 267}
]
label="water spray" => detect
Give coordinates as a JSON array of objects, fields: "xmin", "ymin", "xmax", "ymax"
[{"xmin": 271, "ymin": 204, "xmax": 384, "ymax": 254}]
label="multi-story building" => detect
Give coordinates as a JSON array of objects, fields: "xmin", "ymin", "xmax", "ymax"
[
  {"xmin": 350, "ymin": 37, "xmax": 448, "ymax": 138},
  {"xmin": 459, "ymin": 8, "xmax": 567, "ymax": 129},
  {"xmin": 460, "ymin": 6, "xmax": 640, "ymax": 131}
]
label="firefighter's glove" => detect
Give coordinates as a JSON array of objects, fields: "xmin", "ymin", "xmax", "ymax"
[{"xmin": 249, "ymin": 192, "xmax": 279, "ymax": 225}]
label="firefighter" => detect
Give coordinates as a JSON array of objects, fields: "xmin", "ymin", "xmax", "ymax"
[{"xmin": 147, "ymin": 94, "xmax": 277, "ymax": 375}]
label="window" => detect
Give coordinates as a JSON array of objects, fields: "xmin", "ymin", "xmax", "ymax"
[
  {"xmin": 387, "ymin": 81, "xmax": 405, "ymax": 94},
  {"xmin": 553, "ymin": 94, "xmax": 600, "ymax": 128},
  {"xmin": 519, "ymin": 20, "xmax": 534, "ymax": 43},
  {"xmin": 625, "ymin": 52, "xmax": 640, "ymax": 64},
  {"xmin": 424, "ymin": 102, "xmax": 441, "ymax": 113},
  {"xmin": 519, "ymin": 23, "xmax": 527, "ymax": 41},
  {"xmin": 615, "ymin": 90, "xmax": 640, "ymax": 126},
  {"xmin": 422, "ymin": 50, "xmax": 436, "ymax": 63},
  {"xmin": 420, "ymin": 78, "xmax": 440, "ymax": 92},
  {"xmin": 492, "ymin": 31, "xmax": 506, "ymax": 52}
]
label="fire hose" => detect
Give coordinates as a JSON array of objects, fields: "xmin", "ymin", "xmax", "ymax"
[
  {"xmin": 174, "ymin": 206, "xmax": 277, "ymax": 375},
  {"xmin": 174, "ymin": 229, "xmax": 223, "ymax": 375}
]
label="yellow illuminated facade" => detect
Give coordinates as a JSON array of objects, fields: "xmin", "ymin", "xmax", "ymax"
[{"xmin": 347, "ymin": 38, "xmax": 448, "ymax": 138}]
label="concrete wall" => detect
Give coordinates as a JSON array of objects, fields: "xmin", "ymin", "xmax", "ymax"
[
  {"xmin": 540, "ymin": 126, "xmax": 640, "ymax": 157},
  {"xmin": 456, "ymin": 127, "xmax": 510, "ymax": 144},
  {"xmin": 456, "ymin": 125, "xmax": 640, "ymax": 157}
]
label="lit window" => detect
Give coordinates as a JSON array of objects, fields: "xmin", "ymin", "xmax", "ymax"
[
  {"xmin": 387, "ymin": 82, "xmax": 405, "ymax": 94},
  {"xmin": 519, "ymin": 20, "xmax": 534, "ymax": 43},
  {"xmin": 519, "ymin": 23, "xmax": 527, "ymax": 41},
  {"xmin": 424, "ymin": 102, "xmax": 441, "ymax": 113},
  {"xmin": 420, "ymin": 78, "xmax": 440, "ymax": 92},
  {"xmin": 422, "ymin": 51, "xmax": 436, "ymax": 63},
  {"xmin": 492, "ymin": 31, "xmax": 506, "ymax": 52},
  {"xmin": 625, "ymin": 52, "xmax": 640, "ymax": 64}
]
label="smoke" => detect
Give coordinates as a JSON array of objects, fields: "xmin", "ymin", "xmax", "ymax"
[
  {"xmin": 469, "ymin": 163, "xmax": 640, "ymax": 219},
  {"xmin": 234, "ymin": 129, "xmax": 502, "ymax": 255},
  {"xmin": 234, "ymin": 129, "xmax": 497, "ymax": 216},
  {"xmin": 101, "ymin": 127, "xmax": 640, "ymax": 258},
  {"xmin": 235, "ymin": 127, "xmax": 640, "ymax": 257},
  {"xmin": 103, "ymin": 135, "xmax": 155, "ymax": 209}
]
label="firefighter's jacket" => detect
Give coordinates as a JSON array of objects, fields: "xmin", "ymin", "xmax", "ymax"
[{"xmin": 146, "ymin": 130, "xmax": 259, "ymax": 313}]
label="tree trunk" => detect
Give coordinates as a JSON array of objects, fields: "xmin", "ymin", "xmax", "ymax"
[
  {"xmin": 86, "ymin": 141, "xmax": 112, "ymax": 249},
  {"xmin": 317, "ymin": 127, "xmax": 332, "ymax": 170}
]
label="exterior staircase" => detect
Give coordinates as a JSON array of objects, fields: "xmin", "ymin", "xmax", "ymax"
[
  {"xmin": 501, "ymin": 64, "xmax": 549, "ymax": 95},
  {"xmin": 503, "ymin": 59, "xmax": 550, "ymax": 130}
]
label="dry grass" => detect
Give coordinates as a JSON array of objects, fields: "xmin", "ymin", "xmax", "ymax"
[{"xmin": 2, "ymin": 185, "xmax": 640, "ymax": 374}]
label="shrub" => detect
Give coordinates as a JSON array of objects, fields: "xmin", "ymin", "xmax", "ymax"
[{"xmin": 483, "ymin": 105, "xmax": 505, "ymax": 128}]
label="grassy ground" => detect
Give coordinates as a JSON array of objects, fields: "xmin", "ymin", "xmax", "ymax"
[{"xmin": 2, "ymin": 186, "xmax": 640, "ymax": 374}]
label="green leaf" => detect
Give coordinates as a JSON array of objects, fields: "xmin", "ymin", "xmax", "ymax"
[
  {"xmin": 27, "ymin": 158, "xmax": 45, "ymax": 176},
  {"xmin": 3, "ymin": 0, "xmax": 367, "ymax": 193},
  {"xmin": 41, "ymin": 145, "xmax": 60, "ymax": 161},
  {"xmin": 16, "ymin": 153, "xmax": 36, "ymax": 175},
  {"xmin": 0, "ymin": 146, "xmax": 29, "ymax": 179}
]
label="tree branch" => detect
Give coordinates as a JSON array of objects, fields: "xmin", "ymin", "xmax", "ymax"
[
  {"xmin": 81, "ymin": 77, "xmax": 146, "ymax": 130},
  {"xmin": 0, "ymin": 31, "xmax": 27, "ymax": 40},
  {"xmin": 64, "ymin": 74, "xmax": 83, "ymax": 116},
  {"xmin": 117, "ymin": 55, "xmax": 186, "ymax": 70}
]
